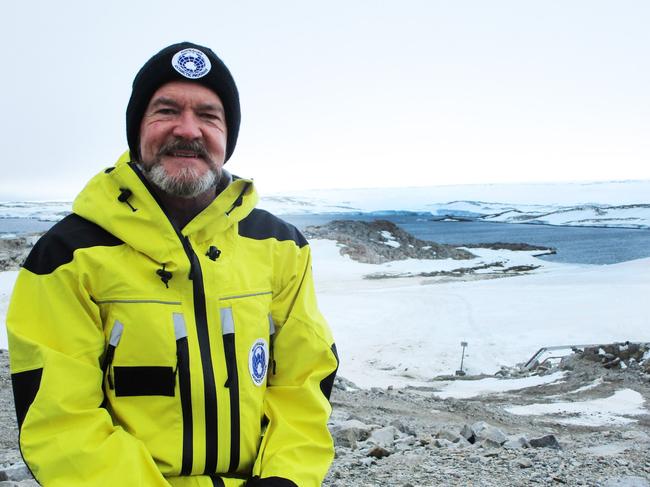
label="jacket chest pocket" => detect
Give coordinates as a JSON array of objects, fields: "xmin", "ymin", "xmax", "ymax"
[
  {"xmin": 218, "ymin": 291, "xmax": 274, "ymax": 391},
  {"xmin": 101, "ymin": 302, "xmax": 184, "ymax": 398},
  {"xmin": 218, "ymin": 291, "xmax": 274, "ymax": 471}
]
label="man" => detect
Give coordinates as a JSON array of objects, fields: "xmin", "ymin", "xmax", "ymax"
[{"xmin": 7, "ymin": 42, "xmax": 338, "ymax": 487}]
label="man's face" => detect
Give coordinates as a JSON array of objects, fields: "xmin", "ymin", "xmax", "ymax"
[{"xmin": 138, "ymin": 81, "xmax": 227, "ymax": 198}]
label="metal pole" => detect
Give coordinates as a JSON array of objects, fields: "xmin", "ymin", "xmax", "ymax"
[{"xmin": 456, "ymin": 341, "xmax": 468, "ymax": 376}]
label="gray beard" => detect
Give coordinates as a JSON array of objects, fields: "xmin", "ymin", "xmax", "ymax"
[{"xmin": 142, "ymin": 161, "xmax": 220, "ymax": 198}]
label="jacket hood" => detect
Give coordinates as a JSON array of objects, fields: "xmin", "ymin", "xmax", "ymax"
[{"xmin": 73, "ymin": 151, "xmax": 258, "ymax": 264}]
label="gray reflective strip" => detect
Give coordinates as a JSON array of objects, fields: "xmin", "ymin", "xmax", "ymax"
[
  {"xmin": 268, "ymin": 314, "xmax": 276, "ymax": 336},
  {"xmin": 220, "ymin": 307, "xmax": 235, "ymax": 335},
  {"xmin": 219, "ymin": 291, "xmax": 272, "ymax": 301},
  {"xmin": 109, "ymin": 320, "xmax": 124, "ymax": 347},
  {"xmin": 173, "ymin": 313, "xmax": 187, "ymax": 340}
]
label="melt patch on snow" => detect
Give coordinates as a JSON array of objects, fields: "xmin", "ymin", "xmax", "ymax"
[
  {"xmin": 505, "ymin": 389, "xmax": 647, "ymax": 426},
  {"xmin": 568, "ymin": 378, "xmax": 604, "ymax": 394},
  {"xmin": 433, "ymin": 372, "xmax": 566, "ymax": 399}
]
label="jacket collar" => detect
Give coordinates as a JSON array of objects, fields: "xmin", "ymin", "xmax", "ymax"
[{"xmin": 73, "ymin": 151, "xmax": 258, "ymax": 263}]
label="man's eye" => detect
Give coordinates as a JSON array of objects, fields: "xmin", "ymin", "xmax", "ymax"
[
  {"xmin": 201, "ymin": 113, "xmax": 221, "ymax": 121},
  {"xmin": 156, "ymin": 108, "xmax": 177, "ymax": 115}
]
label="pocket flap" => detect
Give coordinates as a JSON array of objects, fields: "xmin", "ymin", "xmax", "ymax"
[{"xmin": 113, "ymin": 366, "xmax": 175, "ymax": 397}]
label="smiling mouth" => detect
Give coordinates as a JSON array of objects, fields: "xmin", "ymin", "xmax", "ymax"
[
  {"xmin": 157, "ymin": 139, "xmax": 211, "ymax": 164},
  {"xmin": 169, "ymin": 150, "xmax": 202, "ymax": 158}
]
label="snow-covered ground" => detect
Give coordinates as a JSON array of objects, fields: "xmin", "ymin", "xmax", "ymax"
[
  {"xmin": 504, "ymin": 389, "xmax": 647, "ymax": 427},
  {"xmin": 309, "ymin": 240, "xmax": 649, "ymax": 389},
  {"xmin": 3, "ymin": 180, "xmax": 650, "ymax": 228}
]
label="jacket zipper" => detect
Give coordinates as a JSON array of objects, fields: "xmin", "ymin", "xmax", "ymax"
[
  {"xmin": 219, "ymin": 307, "xmax": 240, "ymax": 473},
  {"xmin": 181, "ymin": 235, "xmax": 219, "ymax": 474},
  {"xmin": 173, "ymin": 313, "xmax": 194, "ymax": 475},
  {"xmin": 102, "ymin": 320, "xmax": 124, "ymax": 390},
  {"xmin": 129, "ymin": 163, "xmax": 220, "ymax": 474}
]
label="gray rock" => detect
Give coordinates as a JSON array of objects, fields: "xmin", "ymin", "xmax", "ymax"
[
  {"xmin": 515, "ymin": 457, "xmax": 533, "ymax": 469},
  {"xmin": 435, "ymin": 428, "xmax": 465, "ymax": 443},
  {"xmin": 455, "ymin": 437, "xmax": 472, "ymax": 448},
  {"xmin": 330, "ymin": 419, "xmax": 375, "ymax": 448},
  {"xmin": 503, "ymin": 435, "xmax": 531, "ymax": 449},
  {"xmin": 433, "ymin": 438, "xmax": 455, "ymax": 448},
  {"xmin": 0, "ymin": 464, "xmax": 32, "ymax": 482},
  {"xmin": 333, "ymin": 376, "xmax": 359, "ymax": 391},
  {"xmin": 367, "ymin": 426, "xmax": 398, "ymax": 447},
  {"xmin": 390, "ymin": 419, "xmax": 416, "ymax": 436},
  {"xmin": 358, "ymin": 457, "xmax": 375, "ymax": 467},
  {"xmin": 604, "ymin": 477, "xmax": 650, "ymax": 487},
  {"xmin": 394, "ymin": 436, "xmax": 417, "ymax": 451},
  {"xmin": 460, "ymin": 424, "xmax": 474, "ymax": 442},
  {"xmin": 529, "ymin": 434, "xmax": 561, "ymax": 449},
  {"xmin": 471, "ymin": 421, "xmax": 507, "ymax": 446},
  {"xmin": 480, "ymin": 438, "xmax": 505, "ymax": 449}
]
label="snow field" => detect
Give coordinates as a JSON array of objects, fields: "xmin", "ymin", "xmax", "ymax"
[{"xmin": 309, "ymin": 240, "xmax": 650, "ymax": 388}]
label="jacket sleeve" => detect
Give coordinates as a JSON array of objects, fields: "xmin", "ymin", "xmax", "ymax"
[
  {"xmin": 250, "ymin": 242, "xmax": 339, "ymax": 487},
  {"xmin": 7, "ymin": 255, "xmax": 171, "ymax": 486}
]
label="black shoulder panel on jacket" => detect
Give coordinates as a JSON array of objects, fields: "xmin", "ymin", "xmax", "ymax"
[
  {"xmin": 11, "ymin": 368, "xmax": 43, "ymax": 429},
  {"xmin": 23, "ymin": 214, "xmax": 124, "ymax": 275},
  {"xmin": 320, "ymin": 343, "xmax": 339, "ymax": 401},
  {"xmin": 238, "ymin": 209, "xmax": 308, "ymax": 248}
]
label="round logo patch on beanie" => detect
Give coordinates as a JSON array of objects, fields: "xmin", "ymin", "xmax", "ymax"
[
  {"xmin": 171, "ymin": 48, "xmax": 212, "ymax": 79},
  {"xmin": 248, "ymin": 338, "xmax": 269, "ymax": 386}
]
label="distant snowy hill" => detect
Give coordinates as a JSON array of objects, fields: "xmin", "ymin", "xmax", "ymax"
[
  {"xmin": 2, "ymin": 180, "xmax": 650, "ymax": 229},
  {"xmin": 261, "ymin": 180, "xmax": 650, "ymax": 229}
]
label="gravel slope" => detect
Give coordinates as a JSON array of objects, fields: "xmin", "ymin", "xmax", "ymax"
[{"xmin": 1, "ymin": 350, "xmax": 650, "ymax": 486}]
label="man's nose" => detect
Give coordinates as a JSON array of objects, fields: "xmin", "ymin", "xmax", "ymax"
[{"xmin": 172, "ymin": 111, "xmax": 202, "ymax": 140}]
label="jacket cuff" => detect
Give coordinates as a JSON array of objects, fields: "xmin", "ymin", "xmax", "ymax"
[{"xmin": 246, "ymin": 477, "xmax": 298, "ymax": 487}]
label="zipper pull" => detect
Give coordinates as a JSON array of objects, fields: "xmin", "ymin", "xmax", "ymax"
[
  {"xmin": 104, "ymin": 321, "xmax": 124, "ymax": 390},
  {"xmin": 173, "ymin": 313, "xmax": 188, "ymax": 383}
]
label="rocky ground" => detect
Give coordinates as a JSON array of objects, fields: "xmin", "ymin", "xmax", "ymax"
[
  {"xmin": 304, "ymin": 219, "xmax": 476, "ymax": 264},
  {"xmin": 305, "ymin": 219, "xmax": 554, "ymax": 280},
  {"xmin": 324, "ymin": 345, "xmax": 650, "ymax": 487},
  {"xmin": 1, "ymin": 346, "xmax": 649, "ymax": 486},
  {"xmin": 0, "ymin": 236, "xmax": 37, "ymax": 272}
]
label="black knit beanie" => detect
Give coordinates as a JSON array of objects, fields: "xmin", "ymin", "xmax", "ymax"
[{"xmin": 126, "ymin": 42, "xmax": 240, "ymax": 162}]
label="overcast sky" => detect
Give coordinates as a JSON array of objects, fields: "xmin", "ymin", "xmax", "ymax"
[{"xmin": 1, "ymin": 1, "xmax": 648, "ymax": 200}]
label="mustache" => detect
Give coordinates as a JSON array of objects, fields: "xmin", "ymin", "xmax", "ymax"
[{"xmin": 157, "ymin": 138, "xmax": 211, "ymax": 161}]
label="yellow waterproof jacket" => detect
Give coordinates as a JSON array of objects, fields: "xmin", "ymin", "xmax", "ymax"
[{"xmin": 7, "ymin": 153, "xmax": 338, "ymax": 487}]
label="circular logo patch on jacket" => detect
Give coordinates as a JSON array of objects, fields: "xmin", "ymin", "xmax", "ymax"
[
  {"xmin": 171, "ymin": 48, "xmax": 211, "ymax": 79},
  {"xmin": 249, "ymin": 338, "xmax": 269, "ymax": 386}
]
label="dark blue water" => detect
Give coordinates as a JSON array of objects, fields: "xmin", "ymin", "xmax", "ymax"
[
  {"xmin": 0, "ymin": 218, "xmax": 54, "ymax": 235},
  {"xmin": 282, "ymin": 213, "xmax": 650, "ymax": 265},
  {"xmin": 3, "ymin": 214, "xmax": 649, "ymax": 265}
]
